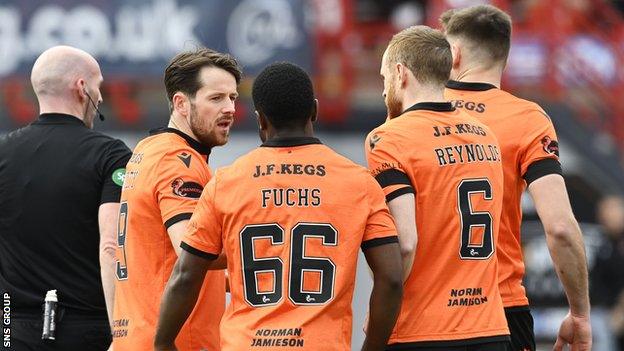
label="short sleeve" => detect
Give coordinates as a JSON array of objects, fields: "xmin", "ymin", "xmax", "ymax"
[
  {"xmin": 361, "ymin": 174, "xmax": 399, "ymax": 250},
  {"xmin": 181, "ymin": 178, "xmax": 222, "ymax": 259},
  {"xmin": 365, "ymin": 129, "xmax": 415, "ymax": 202},
  {"xmin": 519, "ymin": 109, "xmax": 563, "ymax": 184},
  {"xmin": 100, "ymin": 139, "xmax": 132, "ymax": 204},
  {"xmin": 156, "ymin": 151, "xmax": 210, "ymax": 228}
]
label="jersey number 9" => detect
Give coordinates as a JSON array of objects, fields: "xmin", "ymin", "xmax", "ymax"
[{"xmin": 115, "ymin": 202, "xmax": 129, "ymax": 280}]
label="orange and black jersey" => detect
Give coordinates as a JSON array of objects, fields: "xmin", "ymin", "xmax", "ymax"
[
  {"xmin": 182, "ymin": 137, "xmax": 398, "ymax": 351},
  {"xmin": 112, "ymin": 128, "xmax": 224, "ymax": 351},
  {"xmin": 366, "ymin": 102, "xmax": 509, "ymax": 347},
  {"xmin": 445, "ymin": 80, "xmax": 562, "ymax": 308}
]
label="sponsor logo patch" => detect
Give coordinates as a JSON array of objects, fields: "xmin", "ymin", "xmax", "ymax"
[
  {"xmin": 541, "ymin": 136, "xmax": 559, "ymax": 156},
  {"xmin": 112, "ymin": 168, "xmax": 126, "ymax": 187},
  {"xmin": 171, "ymin": 178, "xmax": 203, "ymax": 199}
]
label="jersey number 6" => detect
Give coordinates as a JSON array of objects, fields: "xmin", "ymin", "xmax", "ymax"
[
  {"xmin": 240, "ymin": 223, "xmax": 337, "ymax": 307},
  {"xmin": 457, "ymin": 179, "xmax": 494, "ymax": 260}
]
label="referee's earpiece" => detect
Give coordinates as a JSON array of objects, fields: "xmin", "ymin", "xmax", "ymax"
[{"xmin": 83, "ymin": 87, "xmax": 105, "ymax": 122}]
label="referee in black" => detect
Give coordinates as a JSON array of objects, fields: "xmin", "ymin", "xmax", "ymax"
[{"xmin": 0, "ymin": 46, "xmax": 131, "ymax": 350}]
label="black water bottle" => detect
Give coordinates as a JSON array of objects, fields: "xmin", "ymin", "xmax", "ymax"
[{"xmin": 41, "ymin": 289, "xmax": 57, "ymax": 341}]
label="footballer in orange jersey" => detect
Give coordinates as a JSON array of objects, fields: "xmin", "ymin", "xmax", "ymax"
[
  {"xmin": 366, "ymin": 26, "xmax": 511, "ymax": 350},
  {"xmin": 154, "ymin": 62, "xmax": 403, "ymax": 351},
  {"xmin": 442, "ymin": 5, "xmax": 591, "ymax": 351},
  {"xmin": 112, "ymin": 48, "xmax": 242, "ymax": 351}
]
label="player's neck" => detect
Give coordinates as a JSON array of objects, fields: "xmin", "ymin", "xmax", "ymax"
[
  {"xmin": 267, "ymin": 123, "xmax": 314, "ymax": 140},
  {"xmin": 453, "ymin": 66, "xmax": 502, "ymax": 88},
  {"xmin": 168, "ymin": 113, "xmax": 199, "ymax": 142},
  {"xmin": 402, "ymin": 87, "xmax": 447, "ymax": 108}
]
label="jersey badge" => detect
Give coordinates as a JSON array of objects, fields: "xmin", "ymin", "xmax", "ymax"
[
  {"xmin": 171, "ymin": 178, "xmax": 203, "ymax": 199},
  {"xmin": 112, "ymin": 168, "xmax": 126, "ymax": 187},
  {"xmin": 541, "ymin": 136, "xmax": 559, "ymax": 156}
]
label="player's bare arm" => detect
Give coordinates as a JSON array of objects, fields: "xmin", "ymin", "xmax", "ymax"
[
  {"xmin": 99, "ymin": 202, "xmax": 121, "ymax": 327},
  {"xmin": 527, "ymin": 174, "xmax": 591, "ymax": 350},
  {"xmin": 362, "ymin": 242, "xmax": 403, "ymax": 351},
  {"xmin": 386, "ymin": 193, "xmax": 417, "ymax": 282},
  {"xmin": 167, "ymin": 219, "xmax": 227, "ymax": 269},
  {"xmin": 154, "ymin": 250, "xmax": 216, "ymax": 350}
]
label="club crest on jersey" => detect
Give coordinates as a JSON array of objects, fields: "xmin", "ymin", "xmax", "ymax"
[
  {"xmin": 541, "ymin": 136, "xmax": 559, "ymax": 156},
  {"xmin": 369, "ymin": 134, "xmax": 381, "ymax": 150},
  {"xmin": 171, "ymin": 178, "xmax": 203, "ymax": 199}
]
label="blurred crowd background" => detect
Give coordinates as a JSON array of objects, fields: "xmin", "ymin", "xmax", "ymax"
[{"xmin": 1, "ymin": 0, "xmax": 623, "ymax": 350}]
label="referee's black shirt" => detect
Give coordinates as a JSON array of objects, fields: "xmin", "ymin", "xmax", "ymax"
[{"xmin": 0, "ymin": 113, "xmax": 131, "ymax": 316}]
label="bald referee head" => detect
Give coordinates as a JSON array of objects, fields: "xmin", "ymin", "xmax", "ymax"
[{"xmin": 30, "ymin": 45, "xmax": 104, "ymax": 129}]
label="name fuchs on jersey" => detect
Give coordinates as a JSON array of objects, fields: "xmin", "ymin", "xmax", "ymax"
[{"xmin": 251, "ymin": 328, "xmax": 304, "ymax": 347}]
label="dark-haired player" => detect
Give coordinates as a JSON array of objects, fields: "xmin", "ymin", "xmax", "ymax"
[
  {"xmin": 154, "ymin": 62, "xmax": 403, "ymax": 351},
  {"xmin": 112, "ymin": 48, "xmax": 241, "ymax": 351},
  {"xmin": 366, "ymin": 25, "xmax": 510, "ymax": 350},
  {"xmin": 441, "ymin": 5, "xmax": 591, "ymax": 351}
]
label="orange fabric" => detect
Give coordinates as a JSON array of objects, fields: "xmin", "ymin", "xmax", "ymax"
[
  {"xmin": 112, "ymin": 132, "xmax": 224, "ymax": 351},
  {"xmin": 366, "ymin": 107, "xmax": 509, "ymax": 343},
  {"xmin": 183, "ymin": 142, "xmax": 397, "ymax": 351},
  {"xmin": 445, "ymin": 87, "xmax": 560, "ymax": 308}
]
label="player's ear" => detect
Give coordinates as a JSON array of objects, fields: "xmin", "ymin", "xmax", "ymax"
[
  {"xmin": 310, "ymin": 99, "xmax": 318, "ymax": 123},
  {"xmin": 396, "ymin": 63, "xmax": 408, "ymax": 88},
  {"xmin": 255, "ymin": 110, "xmax": 268, "ymax": 131},
  {"xmin": 451, "ymin": 43, "xmax": 461, "ymax": 69},
  {"xmin": 172, "ymin": 92, "xmax": 189, "ymax": 117}
]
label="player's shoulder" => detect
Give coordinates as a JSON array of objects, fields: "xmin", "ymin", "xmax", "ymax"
[
  {"xmin": 211, "ymin": 147, "xmax": 264, "ymax": 182},
  {"xmin": 316, "ymin": 145, "xmax": 380, "ymax": 190},
  {"xmin": 134, "ymin": 132, "xmax": 206, "ymax": 170},
  {"xmin": 366, "ymin": 118, "xmax": 411, "ymax": 148},
  {"xmin": 498, "ymin": 90, "xmax": 552, "ymax": 122},
  {"xmin": 455, "ymin": 108, "xmax": 498, "ymax": 134}
]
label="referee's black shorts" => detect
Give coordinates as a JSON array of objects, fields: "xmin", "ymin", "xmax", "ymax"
[{"xmin": 504, "ymin": 306, "xmax": 536, "ymax": 351}]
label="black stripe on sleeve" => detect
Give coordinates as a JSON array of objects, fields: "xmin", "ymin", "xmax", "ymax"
[
  {"xmin": 523, "ymin": 158, "xmax": 562, "ymax": 185},
  {"xmin": 180, "ymin": 242, "xmax": 218, "ymax": 260},
  {"xmin": 374, "ymin": 169, "xmax": 412, "ymax": 188},
  {"xmin": 164, "ymin": 213, "xmax": 193, "ymax": 228},
  {"xmin": 361, "ymin": 235, "xmax": 399, "ymax": 250},
  {"xmin": 386, "ymin": 186, "xmax": 415, "ymax": 202}
]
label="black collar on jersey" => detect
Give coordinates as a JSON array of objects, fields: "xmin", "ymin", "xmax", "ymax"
[
  {"xmin": 403, "ymin": 102, "xmax": 455, "ymax": 114},
  {"xmin": 34, "ymin": 113, "xmax": 86, "ymax": 127},
  {"xmin": 149, "ymin": 127, "xmax": 212, "ymax": 156},
  {"xmin": 445, "ymin": 80, "xmax": 498, "ymax": 91},
  {"xmin": 261, "ymin": 136, "xmax": 322, "ymax": 147}
]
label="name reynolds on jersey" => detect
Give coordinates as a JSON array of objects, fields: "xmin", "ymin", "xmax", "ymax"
[
  {"xmin": 251, "ymin": 328, "xmax": 304, "ymax": 348},
  {"xmin": 434, "ymin": 144, "xmax": 501, "ymax": 167}
]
